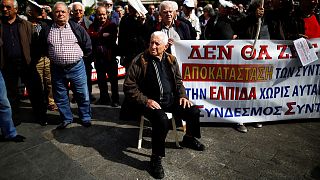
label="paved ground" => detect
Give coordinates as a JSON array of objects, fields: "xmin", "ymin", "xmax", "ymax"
[{"xmin": 0, "ymin": 82, "xmax": 319, "ymax": 180}]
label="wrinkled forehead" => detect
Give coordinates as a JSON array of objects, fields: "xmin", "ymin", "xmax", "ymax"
[
  {"xmin": 96, "ymin": 6, "xmax": 107, "ymax": 14},
  {"xmin": 161, "ymin": 5, "xmax": 174, "ymax": 12},
  {"xmin": 55, "ymin": 4, "xmax": 68, "ymax": 11},
  {"xmin": 73, "ymin": 4, "xmax": 83, "ymax": 10},
  {"xmin": 1, "ymin": 0, "xmax": 14, "ymax": 6}
]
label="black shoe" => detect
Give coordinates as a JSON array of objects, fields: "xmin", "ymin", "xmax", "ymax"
[
  {"xmin": 90, "ymin": 95, "xmax": 96, "ymax": 102},
  {"xmin": 56, "ymin": 122, "xmax": 72, "ymax": 129},
  {"xmin": 13, "ymin": 120, "xmax": 22, "ymax": 127},
  {"xmin": 39, "ymin": 120, "xmax": 48, "ymax": 126},
  {"xmin": 95, "ymin": 98, "xmax": 111, "ymax": 105},
  {"xmin": 36, "ymin": 115, "xmax": 48, "ymax": 126},
  {"xmin": 111, "ymin": 102, "xmax": 119, "ymax": 107},
  {"xmin": 181, "ymin": 136, "xmax": 205, "ymax": 151},
  {"xmin": 6, "ymin": 135, "xmax": 26, "ymax": 142},
  {"xmin": 150, "ymin": 155, "xmax": 164, "ymax": 179},
  {"xmin": 82, "ymin": 121, "xmax": 92, "ymax": 127}
]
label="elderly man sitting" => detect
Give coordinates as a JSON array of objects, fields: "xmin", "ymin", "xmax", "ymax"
[{"xmin": 123, "ymin": 31, "xmax": 205, "ymax": 179}]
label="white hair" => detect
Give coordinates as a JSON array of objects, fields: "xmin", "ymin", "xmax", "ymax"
[
  {"xmin": 72, "ymin": 2, "xmax": 85, "ymax": 12},
  {"xmin": 0, "ymin": 0, "xmax": 18, "ymax": 8},
  {"xmin": 151, "ymin": 31, "xmax": 169, "ymax": 45},
  {"xmin": 13, "ymin": 0, "xmax": 17, "ymax": 8},
  {"xmin": 159, "ymin": 1, "xmax": 179, "ymax": 12},
  {"xmin": 53, "ymin": 1, "xmax": 68, "ymax": 12}
]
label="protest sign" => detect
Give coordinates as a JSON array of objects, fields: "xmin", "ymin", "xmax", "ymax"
[{"xmin": 174, "ymin": 39, "xmax": 320, "ymax": 123}]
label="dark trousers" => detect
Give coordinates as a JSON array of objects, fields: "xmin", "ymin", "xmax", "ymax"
[
  {"xmin": 144, "ymin": 104, "xmax": 201, "ymax": 157},
  {"xmin": 95, "ymin": 58, "xmax": 119, "ymax": 103},
  {"xmin": 2, "ymin": 59, "xmax": 47, "ymax": 122},
  {"xmin": 84, "ymin": 58, "xmax": 93, "ymax": 96}
]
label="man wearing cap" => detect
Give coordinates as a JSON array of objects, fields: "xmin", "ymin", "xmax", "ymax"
[
  {"xmin": 26, "ymin": 0, "xmax": 58, "ymax": 113},
  {"xmin": 0, "ymin": 0, "xmax": 47, "ymax": 126},
  {"xmin": 118, "ymin": 3, "xmax": 153, "ymax": 69},
  {"xmin": 203, "ymin": 0, "xmax": 237, "ymax": 40},
  {"xmin": 180, "ymin": 0, "xmax": 201, "ymax": 39}
]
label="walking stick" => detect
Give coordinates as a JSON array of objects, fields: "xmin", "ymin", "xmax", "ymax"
[{"xmin": 251, "ymin": 0, "xmax": 264, "ymax": 56}]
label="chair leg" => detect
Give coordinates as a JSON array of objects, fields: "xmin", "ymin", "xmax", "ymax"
[
  {"xmin": 138, "ymin": 116, "xmax": 144, "ymax": 149},
  {"xmin": 171, "ymin": 117, "xmax": 181, "ymax": 148}
]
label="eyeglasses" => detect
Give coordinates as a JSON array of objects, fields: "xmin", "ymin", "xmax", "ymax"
[
  {"xmin": 105, "ymin": 3, "xmax": 113, "ymax": 6},
  {"xmin": 73, "ymin": 9, "xmax": 83, "ymax": 12}
]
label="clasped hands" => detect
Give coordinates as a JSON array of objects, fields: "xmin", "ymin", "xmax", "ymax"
[{"xmin": 146, "ymin": 98, "xmax": 193, "ymax": 110}]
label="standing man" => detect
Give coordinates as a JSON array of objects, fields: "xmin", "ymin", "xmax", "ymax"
[
  {"xmin": 147, "ymin": 4, "xmax": 156, "ymax": 21},
  {"xmin": 39, "ymin": 2, "xmax": 92, "ymax": 129},
  {"xmin": 181, "ymin": 0, "xmax": 201, "ymax": 39},
  {"xmin": 118, "ymin": 4, "xmax": 153, "ymax": 69},
  {"xmin": 71, "ymin": 2, "xmax": 92, "ymax": 30},
  {"xmin": 0, "ymin": 70, "xmax": 25, "ymax": 142},
  {"xmin": 98, "ymin": 0, "xmax": 120, "ymax": 26},
  {"xmin": 26, "ymin": 0, "xmax": 57, "ymax": 112},
  {"xmin": 70, "ymin": 2, "xmax": 95, "ymax": 102},
  {"xmin": 0, "ymin": 37, "xmax": 25, "ymax": 142},
  {"xmin": 155, "ymin": 1, "xmax": 192, "ymax": 53},
  {"xmin": 0, "ymin": 0, "xmax": 47, "ymax": 126},
  {"xmin": 87, "ymin": 6, "xmax": 119, "ymax": 107},
  {"xmin": 123, "ymin": 31, "xmax": 205, "ymax": 179}
]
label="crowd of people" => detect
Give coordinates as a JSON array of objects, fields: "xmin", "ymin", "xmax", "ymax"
[{"xmin": 0, "ymin": 0, "xmax": 319, "ymax": 179}]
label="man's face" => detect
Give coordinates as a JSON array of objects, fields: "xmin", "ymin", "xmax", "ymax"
[
  {"xmin": 54, "ymin": 3, "xmax": 69, "ymax": 25},
  {"xmin": 160, "ymin": 5, "xmax": 175, "ymax": 25},
  {"xmin": 41, "ymin": 8, "xmax": 48, "ymax": 18},
  {"xmin": 149, "ymin": 35, "xmax": 167, "ymax": 57},
  {"xmin": 96, "ymin": 7, "xmax": 107, "ymax": 24},
  {"xmin": 148, "ymin": 5, "xmax": 155, "ymax": 14},
  {"xmin": 104, "ymin": 1, "xmax": 113, "ymax": 12},
  {"xmin": 72, "ymin": 4, "xmax": 84, "ymax": 20},
  {"xmin": 183, "ymin": 5, "xmax": 193, "ymax": 16},
  {"xmin": 0, "ymin": 0, "xmax": 17, "ymax": 20},
  {"xmin": 115, "ymin": 7, "xmax": 123, "ymax": 17}
]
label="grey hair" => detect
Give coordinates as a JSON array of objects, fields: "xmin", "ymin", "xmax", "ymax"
[
  {"xmin": 151, "ymin": 31, "xmax": 169, "ymax": 45},
  {"xmin": 53, "ymin": 1, "xmax": 68, "ymax": 12},
  {"xmin": 203, "ymin": 4, "xmax": 215, "ymax": 17},
  {"xmin": 1, "ymin": 0, "xmax": 18, "ymax": 8},
  {"xmin": 13, "ymin": 0, "xmax": 18, "ymax": 8},
  {"xmin": 250, "ymin": 0, "xmax": 263, "ymax": 6},
  {"xmin": 72, "ymin": 2, "xmax": 85, "ymax": 12},
  {"xmin": 159, "ymin": 1, "xmax": 178, "ymax": 12}
]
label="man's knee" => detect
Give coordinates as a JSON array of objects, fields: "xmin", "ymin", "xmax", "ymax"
[
  {"xmin": 148, "ymin": 110, "xmax": 170, "ymax": 129},
  {"xmin": 186, "ymin": 106, "xmax": 201, "ymax": 117}
]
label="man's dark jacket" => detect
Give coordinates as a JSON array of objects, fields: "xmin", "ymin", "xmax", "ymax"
[
  {"xmin": 0, "ymin": 16, "xmax": 34, "ymax": 69},
  {"xmin": 120, "ymin": 50, "xmax": 187, "ymax": 120},
  {"xmin": 38, "ymin": 20, "xmax": 92, "ymax": 58}
]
